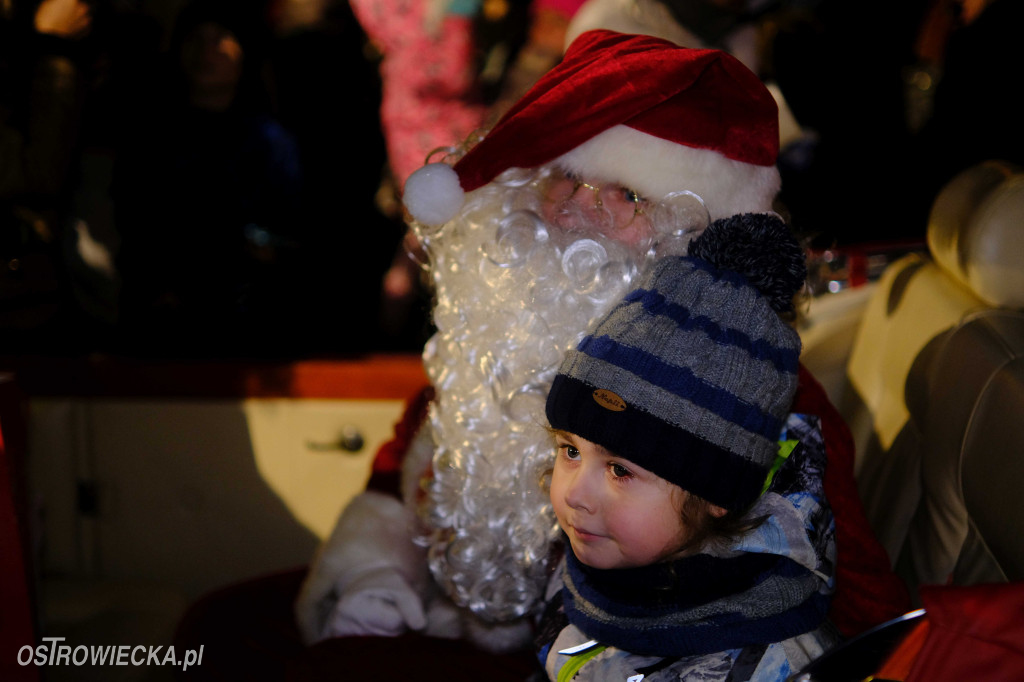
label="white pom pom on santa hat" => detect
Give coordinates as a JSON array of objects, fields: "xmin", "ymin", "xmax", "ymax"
[{"xmin": 402, "ymin": 163, "xmax": 465, "ymax": 227}]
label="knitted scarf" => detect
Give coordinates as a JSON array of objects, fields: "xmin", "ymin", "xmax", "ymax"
[
  {"xmin": 558, "ymin": 413, "xmax": 834, "ymax": 658},
  {"xmin": 562, "ymin": 541, "xmax": 830, "ymax": 657}
]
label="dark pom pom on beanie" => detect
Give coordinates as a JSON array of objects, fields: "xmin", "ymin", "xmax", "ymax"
[{"xmin": 688, "ymin": 214, "xmax": 807, "ymax": 314}]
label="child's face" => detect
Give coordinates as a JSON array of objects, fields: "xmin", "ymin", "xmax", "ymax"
[{"xmin": 550, "ymin": 430, "xmax": 697, "ymax": 569}]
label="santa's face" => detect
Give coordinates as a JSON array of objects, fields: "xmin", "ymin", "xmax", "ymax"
[
  {"xmin": 540, "ymin": 167, "xmax": 657, "ymax": 249},
  {"xmin": 413, "ymin": 162, "xmax": 707, "ymax": 624}
]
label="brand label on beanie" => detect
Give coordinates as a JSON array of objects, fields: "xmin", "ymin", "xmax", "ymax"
[{"xmin": 593, "ymin": 389, "xmax": 627, "ymax": 412}]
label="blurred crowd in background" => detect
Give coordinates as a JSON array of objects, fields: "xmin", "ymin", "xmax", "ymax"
[{"xmin": 2, "ymin": 0, "xmax": 1020, "ymax": 361}]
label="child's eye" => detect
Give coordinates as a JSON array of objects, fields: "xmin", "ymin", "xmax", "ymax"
[
  {"xmin": 609, "ymin": 462, "xmax": 632, "ymax": 479},
  {"xmin": 558, "ymin": 444, "xmax": 581, "ymax": 460}
]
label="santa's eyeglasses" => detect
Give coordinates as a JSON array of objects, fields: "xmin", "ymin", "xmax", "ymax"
[{"xmin": 542, "ymin": 167, "xmax": 647, "ymax": 229}]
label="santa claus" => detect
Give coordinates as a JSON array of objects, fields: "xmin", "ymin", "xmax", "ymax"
[{"xmin": 293, "ymin": 28, "xmax": 908, "ymax": 666}]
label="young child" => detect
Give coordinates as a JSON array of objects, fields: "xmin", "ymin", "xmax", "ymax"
[{"xmin": 538, "ymin": 213, "xmax": 839, "ymax": 681}]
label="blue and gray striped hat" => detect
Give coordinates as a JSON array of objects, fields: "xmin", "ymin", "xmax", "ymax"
[{"xmin": 546, "ymin": 214, "xmax": 806, "ymax": 512}]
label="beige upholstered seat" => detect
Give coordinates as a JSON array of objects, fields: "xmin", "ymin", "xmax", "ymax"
[
  {"xmin": 897, "ymin": 310, "xmax": 1024, "ymax": 589},
  {"xmin": 840, "ymin": 160, "xmax": 1024, "ymax": 601}
]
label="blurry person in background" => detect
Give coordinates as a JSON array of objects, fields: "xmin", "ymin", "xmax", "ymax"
[
  {"xmin": 111, "ymin": 0, "xmax": 303, "ymax": 358},
  {"xmin": 907, "ymin": 0, "xmax": 1024, "ymax": 214},
  {"xmin": 1, "ymin": 0, "xmax": 91, "ymax": 200},
  {"xmin": 265, "ymin": 0, "xmax": 418, "ymax": 354},
  {"xmin": 1, "ymin": 0, "xmax": 91, "ymax": 347},
  {"xmin": 350, "ymin": 0, "xmax": 567, "ymax": 354},
  {"xmin": 769, "ymin": 0, "xmax": 1022, "ymax": 247}
]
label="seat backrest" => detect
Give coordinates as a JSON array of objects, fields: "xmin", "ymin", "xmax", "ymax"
[
  {"xmin": 897, "ymin": 309, "xmax": 1024, "ymax": 592},
  {"xmin": 841, "ymin": 160, "xmax": 1024, "ymax": 597}
]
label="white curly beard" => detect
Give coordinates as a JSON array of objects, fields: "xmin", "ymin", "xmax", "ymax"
[{"xmin": 409, "ymin": 164, "xmax": 709, "ymax": 628}]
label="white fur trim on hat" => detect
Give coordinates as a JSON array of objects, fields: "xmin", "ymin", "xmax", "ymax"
[{"xmin": 555, "ymin": 125, "xmax": 781, "ymax": 222}]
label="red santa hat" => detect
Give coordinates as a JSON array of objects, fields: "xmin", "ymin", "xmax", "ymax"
[{"xmin": 403, "ymin": 29, "xmax": 782, "ymax": 226}]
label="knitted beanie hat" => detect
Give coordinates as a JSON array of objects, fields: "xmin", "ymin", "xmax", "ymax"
[
  {"xmin": 403, "ymin": 29, "xmax": 781, "ymax": 226},
  {"xmin": 545, "ymin": 214, "xmax": 806, "ymax": 512}
]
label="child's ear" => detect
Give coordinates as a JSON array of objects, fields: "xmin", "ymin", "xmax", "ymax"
[{"xmin": 708, "ymin": 504, "xmax": 729, "ymax": 519}]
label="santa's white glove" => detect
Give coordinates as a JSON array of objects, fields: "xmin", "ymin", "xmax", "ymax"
[
  {"xmin": 295, "ymin": 490, "xmax": 430, "ymax": 644},
  {"xmin": 322, "ymin": 566, "xmax": 428, "ymax": 637}
]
